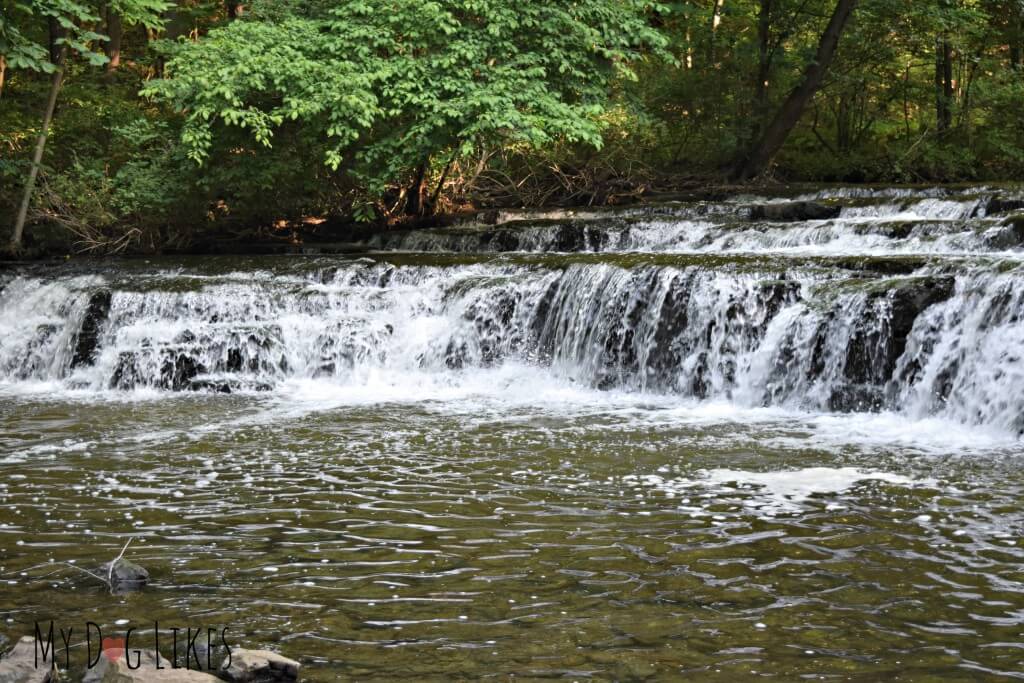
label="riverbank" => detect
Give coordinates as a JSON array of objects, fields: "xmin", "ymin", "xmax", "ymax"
[{"xmin": 6, "ymin": 181, "xmax": 1024, "ymax": 261}]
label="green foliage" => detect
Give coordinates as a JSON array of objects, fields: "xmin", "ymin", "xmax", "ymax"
[
  {"xmin": 143, "ymin": 0, "xmax": 671, "ymax": 203},
  {"xmin": 1, "ymin": 0, "xmax": 166, "ymax": 70},
  {"xmin": 6, "ymin": 0, "xmax": 1024, "ymax": 255}
]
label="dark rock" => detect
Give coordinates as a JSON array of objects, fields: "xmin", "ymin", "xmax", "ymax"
[
  {"xmin": 220, "ymin": 649, "xmax": 300, "ymax": 683},
  {"xmin": 836, "ymin": 276, "xmax": 954, "ymax": 411},
  {"xmin": 189, "ymin": 380, "xmax": 233, "ymax": 394},
  {"xmin": 984, "ymin": 197, "xmax": 1024, "ymax": 216},
  {"xmin": 484, "ymin": 229, "xmax": 520, "ymax": 251},
  {"xmin": 71, "ymin": 290, "xmax": 112, "ymax": 369},
  {"xmin": 0, "ymin": 636, "xmax": 53, "ymax": 683},
  {"xmin": 750, "ymin": 201, "xmax": 841, "ymax": 222},
  {"xmin": 226, "ymin": 348, "xmax": 244, "ymax": 373},
  {"xmin": 868, "ymin": 221, "xmax": 916, "ymax": 240},
  {"xmin": 160, "ymin": 354, "xmax": 206, "ymax": 391},
  {"xmin": 985, "ymin": 215, "xmax": 1024, "ymax": 249},
  {"xmin": 100, "ymin": 557, "xmax": 149, "ymax": 591},
  {"xmin": 885, "ymin": 277, "xmax": 955, "ymax": 349},
  {"xmin": 833, "ymin": 257, "xmax": 925, "ymax": 276},
  {"xmin": 828, "ymin": 383, "xmax": 887, "ymax": 412},
  {"xmin": 111, "ymin": 352, "xmax": 142, "ymax": 390}
]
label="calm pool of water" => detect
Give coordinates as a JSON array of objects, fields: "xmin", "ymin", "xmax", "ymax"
[{"xmin": 2, "ymin": 380, "xmax": 1022, "ymax": 680}]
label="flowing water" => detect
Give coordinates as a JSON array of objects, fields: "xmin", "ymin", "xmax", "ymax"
[{"xmin": 2, "ymin": 187, "xmax": 1024, "ymax": 680}]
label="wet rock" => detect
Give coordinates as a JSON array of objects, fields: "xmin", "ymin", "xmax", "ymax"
[
  {"xmin": 984, "ymin": 215, "xmax": 1024, "ymax": 249},
  {"xmin": 189, "ymin": 380, "xmax": 233, "ymax": 394},
  {"xmin": 750, "ymin": 201, "xmax": 840, "ymax": 222},
  {"xmin": 83, "ymin": 649, "xmax": 220, "ymax": 683},
  {"xmin": 757, "ymin": 280, "xmax": 801, "ymax": 320},
  {"xmin": 444, "ymin": 340, "xmax": 468, "ymax": 369},
  {"xmin": 71, "ymin": 290, "xmax": 112, "ymax": 369},
  {"xmin": 885, "ymin": 276, "xmax": 955, "ymax": 347},
  {"xmin": 160, "ymin": 354, "xmax": 206, "ymax": 391},
  {"xmin": 868, "ymin": 221, "xmax": 916, "ymax": 240},
  {"xmin": 828, "ymin": 383, "xmax": 886, "ymax": 413},
  {"xmin": 100, "ymin": 558, "xmax": 149, "ymax": 591},
  {"xmin": 483, "ymin": 229, "xmax": 521, "ymax": 252},
  {"xmin": 226, "ymin": 349, "xmax": 244, "ymax": 373},
  {"xmin": 836, "ymin": 276, "xmax": 955, "ymax": 411},
  {"xmin": 479, "ymin": 209, "xmax": 500, "ymax": 225},
  {"xmin": 220, "ymin": 649, "xmax": 300, "ymax": 683},
  {"xmin": 0, "ymin": 636, "xmax": 53, "ymax": 683},
  {"xmin": 832, "ymin": 257, "xmax": 925, "ymax": 276},
  {"xmin": 983, "ymin": 197, "xmax": 1024, "ymax": 216},
  {"xmin": 111, "ymin": 352, "xmax": 142, "ymax": 390}
]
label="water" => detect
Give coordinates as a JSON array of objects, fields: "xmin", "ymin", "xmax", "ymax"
[{"xmin": 2, "ymin": 187, "xmax": 1024, "ymax": 680}]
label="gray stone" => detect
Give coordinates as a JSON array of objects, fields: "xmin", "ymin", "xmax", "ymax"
[
  {"xmin": 0, "ymin": 636, "xmax": 53, "ymax": 683},
  {"xmin": 750, "ymin": 201, "xmax": 841, "ymax": 222},
  {"xmin": 99, "ymin": 558, "xmax": 149, "ymax": 592},
  {"xmin": 219, "ymin": 649, "xmax": 299, "ymax": 683},
  {"xmin": 82, "ymin": 649, "xmax": 220, "ymax": 683}
]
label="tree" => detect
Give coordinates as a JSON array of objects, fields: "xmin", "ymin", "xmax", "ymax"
[
  {"xmin": 143, "ymin": 0, "xmax": 670, "ymax": 217},
  {"xmin": 735, "ymin": 0, "xmax": 860, "ymax": 179},
  {"xmin": 6, "ymin": 0, "xmax": 168, "ymax": 253}
]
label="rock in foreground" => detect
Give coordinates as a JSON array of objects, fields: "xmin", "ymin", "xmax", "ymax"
[
  {"xmin": 83, "ymin": 649, "xmax": 219, "ymax": 683},
  {"xmin": 0, "ymin": 636, "xmax": 53, "ymax": 683},
  {"xmin": 220, "ymin": 650, "xmax": 299, "ymax": 683}
]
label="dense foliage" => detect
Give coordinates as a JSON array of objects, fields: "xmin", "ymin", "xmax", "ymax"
[{"xmin": 2, "ymin": 0, "xmax": 1024, "ymax": 254}]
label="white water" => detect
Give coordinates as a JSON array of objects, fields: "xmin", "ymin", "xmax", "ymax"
[
  {"xmin": 374, "ymin": 187, "xmax": 1024, "ymax": 256},
  {"xmin": 2, "ymin": 188, "xmax": 1023, "ymax": 440}
]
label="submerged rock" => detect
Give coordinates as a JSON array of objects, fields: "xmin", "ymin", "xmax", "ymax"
[
  {"xmin": 750, "ymin": 201, "xmax": 840, "ymax": 222},
  {"xmin": 220, "ymin": 649, "xmax": 300, "ymax": 683},
  {"xmin": 71, "ymin": 290, "xmax": 112, "ymax": 369},
  {"xmin": 100, "ymin": 558, "xmax": 149, "ymax": 591},
  {"xmin": 0, "ymin": 636, "xmax": 53, "ymax": 683}
]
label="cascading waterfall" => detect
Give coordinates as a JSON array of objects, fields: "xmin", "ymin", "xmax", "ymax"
[{"xmin": 2, "ymin": 187, "xmax": 1024, "ymax": 436}]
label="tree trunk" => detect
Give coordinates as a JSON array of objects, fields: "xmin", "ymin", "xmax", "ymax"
[
  {"xmin": 405, "ymin": 161, "xmax": 428, "ymax": 217},
  {"xmin": 752, "ymin": 0, "xmax": 773, "ymax": 137},
  {"xmin": 10, "ymin": 50, "xmax": 66, "ymax": 254},
  {"xmin": 0, "ymin": 55, "xmax": 6, "ymax": 100},
  {"xmin": 708, "ymin": 0, "xmax": 724, "ymax": 66},
  {"xmin": 226, "ymin": 3, "xmax": 245, "ymax": 18},
  {"xmin": 105, "ymin": 10, "xmax": 123, "ymax": 72},
  {"xmin": 48, "ymin": 17, "xmax": 65, "ymax": 64},
  {"xmin": 935, "ymin": 36, "xmax": 954, "ymax": 132},
  {"xmin": 1012, "ymin": 13, "xmax": 1023, "ymax": 69},
  {"xmin": 735, "ymin": 0, "xmax": 859, "ymax": 180}
]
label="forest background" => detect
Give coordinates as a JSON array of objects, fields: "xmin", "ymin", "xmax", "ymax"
[{"xmin": 2, "ymin": 0, "xmax": 1022, "ymax": 255}]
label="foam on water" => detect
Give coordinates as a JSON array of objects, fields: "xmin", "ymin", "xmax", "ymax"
[{"xmin": 626, "ymin": 467, "xmax": 934, "ymax": 515}]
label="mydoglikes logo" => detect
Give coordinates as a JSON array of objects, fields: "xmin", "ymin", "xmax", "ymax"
[{"xmin": 32, "ymin": 621, "xmax": 233, "ymax": 672}]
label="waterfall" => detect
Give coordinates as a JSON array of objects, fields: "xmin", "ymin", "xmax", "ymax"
[{"xmin": 2, "ymin": 187, "xmax": 1023, "ymax": 435}]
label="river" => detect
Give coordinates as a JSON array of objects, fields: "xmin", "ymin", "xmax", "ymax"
[{"xmin": 1, "ymin": 186, "xmax": 1023, "ymax": 679}]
